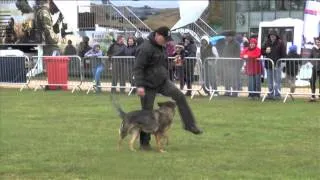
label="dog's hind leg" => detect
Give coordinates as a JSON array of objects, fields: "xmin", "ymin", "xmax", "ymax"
[
  {"xmin": 118, "ymin": 129, "xmax": 125, "ymax": 151},
  {"xmin": 129, "ymin": 130, "xmax": 139, "ymax": 152}
]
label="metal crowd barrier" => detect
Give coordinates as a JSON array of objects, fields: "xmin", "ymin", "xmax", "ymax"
[
  {"xmin": 203, "ymin": 57, "xmax": 274, "ymax": 102},
  {"xmin": 0, "ymin": 55, "xmax": 31, "ymax": 91},
  {"xmin": 28, "ymin": 56, "xmax": 82, "ymax": 93},
  {"xmin": 276, "ymin": 58, "xmax": 320, "ymax": 103},
  {"xmin": 85, "ymin": 56, "xmax": 136, "ymax": 95},
  {"xmin": 168, "ymin": 57, "xmax": 203, "ymax": 99}
]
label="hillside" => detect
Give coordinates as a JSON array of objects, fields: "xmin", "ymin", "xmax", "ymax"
[{"xmin": 143, "ymin": 8, "xmax": 180, "ymax": 30}]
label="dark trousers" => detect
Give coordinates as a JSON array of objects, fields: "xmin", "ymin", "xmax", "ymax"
[
  {"xmin": 176, "ymin": 66, "xmax": 184, "ymax": 89},
  {"xmin": 310, "ymin": 66, "xmax": 320, "ymax": 97},
  {"xmin": 140, "ymin": 80, "xmax": 198, "ymax": 146}
]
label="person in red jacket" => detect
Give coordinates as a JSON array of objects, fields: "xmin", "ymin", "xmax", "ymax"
[{"xmin": 240, "ymin": 38, "xmax": 262, "ymax": 99}]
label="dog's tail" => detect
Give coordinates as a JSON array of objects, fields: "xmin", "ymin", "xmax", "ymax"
[{"xmin": 110, "ymin": 94, "xmax": 126, "ymax": 120}]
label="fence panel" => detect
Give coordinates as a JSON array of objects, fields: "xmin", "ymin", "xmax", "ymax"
[
  {"xmin": 168, "ymin": 57, "xmax": 203, "ymax": 98},
  {"xmin": 203, "ymin": 57, "xmax": 274, "ymax": 101},
  {"xmin": 0, "ymin": 55, "xmax": 31, "ymax": 91},
  {"xmin": 28, "ymin": 56, "xmax": 82, "ymax": 92},
  {"xmin": 276, "ymin": 58, "xmax": 320, "ymax": 103},
  {"xmin": 85, "ymin": 56, "xmax": 136, "ymax": 95}
]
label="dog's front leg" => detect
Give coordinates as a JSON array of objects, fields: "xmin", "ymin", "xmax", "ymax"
[{"xmin": 154, "ymin": 133, "xmax": 166, "ymax": 153}]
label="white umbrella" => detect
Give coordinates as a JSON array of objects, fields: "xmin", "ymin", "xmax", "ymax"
[{"xmin": 171, "ymin": 0, "xmax": 209, "ymax": 30}]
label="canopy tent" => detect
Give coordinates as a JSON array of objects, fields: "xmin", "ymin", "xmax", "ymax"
[{"xmin": 171, "ymin": 0, "xmax": 209, "ymax": 30}]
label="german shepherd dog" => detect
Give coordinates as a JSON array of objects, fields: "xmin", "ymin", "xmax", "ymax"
[{"xmin": 113, "ymin": 100, "xmax": 176, "ymax": 152}]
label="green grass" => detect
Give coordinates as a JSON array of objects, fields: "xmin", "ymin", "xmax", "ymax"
[{"xmin": 0, "ymin": 88, "xmax": 319, "ymax": 180}]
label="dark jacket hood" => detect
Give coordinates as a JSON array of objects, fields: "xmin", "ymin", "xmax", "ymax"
[{"xmin": 267, "ymin": 30, "xmax": 280, "ymax": 40}]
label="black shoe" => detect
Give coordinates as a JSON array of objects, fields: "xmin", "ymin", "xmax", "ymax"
[
  {"xmin": 140, "ymin": 144, "xmax": 152, "ymax": 151},
  {"xmin": 185, "ymin": 126, "xmax": 203, "ymax": 135}
]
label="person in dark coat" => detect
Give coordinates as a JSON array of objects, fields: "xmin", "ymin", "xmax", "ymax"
[
  {"xmin": 125, "ymin": 36, "xmax": 137, "ymax": 91},
  {"xmin": 108, "ymin": 35, "xmax": 126, "ymax": 93},
  {"xmin": 78, "ymin": 36, "xmax": 91, "ymax": 58},
  {"xmin": 283, "ymin": 45, "xmax": 302, "ymax": 94},
  {"xmin": 63, "ymin": 39, "xmax": 77, "ymax": 55},
  {"xmin": 261, "ymin": 30, "xmax": 286, "ymax": 99},
  {"xmin": 220, "ymin": 30, "xmax": 241, "ymax": 97},
  {"xmin": 183, "ymin": 36, "xmax": 197, "ymax": 96},
  {"xmin": 308, "ymin": 37, "xmax": 320, "ymax": 102},
  {"xmin": 133, "ymin": 26, "xmax": 202, "ymax": 150}
]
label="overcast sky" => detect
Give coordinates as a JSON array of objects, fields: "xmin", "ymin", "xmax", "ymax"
[{"xmin": 110, "ymin": 0, "xmax": 179, "ymax": 8}]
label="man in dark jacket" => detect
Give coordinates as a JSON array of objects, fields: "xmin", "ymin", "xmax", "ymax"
[
  {"xmin": 63, "ymin": 40, "xmax": 77, "ymax": 55},
  {"xmin": 183, "ymin": 36, "xmax": 197, "ymax": 96},
  {"xmin": 78, "ymin": 36, "xmax": 91, "ymax": 57},
  {"xmin": 124, "ymin": 36, "xmax": 137, "ymax": 91},
  {"xmin": 108, "ymin": 35, "xmax": 126, "ymax": 93},
  {"xmin": 221, "ymin": 30, "xmax": 241, "ymax": 97},
  {"xmin": 308, "ymin": 37, "xmax": 320, "ymax": 102},
  {"xmin": 133, "ymin": 26, "xmax": 202, "ymax": 150},
  {"xmin": 262, "ymin": 30, "xmax": 286, "ymax": 99},
  {"xmin": 284, "ymin": 45, "xmax": 301, "ymax": 94}
]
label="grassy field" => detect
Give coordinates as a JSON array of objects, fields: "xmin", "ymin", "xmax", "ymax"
[{"xmin": 0, "ymin": 88, "xmax": 319, "ymax": 180}]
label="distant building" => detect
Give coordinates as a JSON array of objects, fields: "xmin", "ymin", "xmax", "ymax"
[{"xmin": 208, "ymin": 0, "xmax": 306, "ymax": 35}]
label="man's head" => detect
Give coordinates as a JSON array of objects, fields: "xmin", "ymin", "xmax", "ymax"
[
  {"xmin": 155, "ymin": 26, "xmax": 172, "ymax": 46},
  {"xmin": 117, "ymin": 35, "xmax": 125, "ymax": 45},
  {"xmin": 67, "ymin": 39, "xmax": 72, "ymax": 45},
  {"xmin": 314, "ymin": 37, "xmax": 320, "ymax": 48},
  {"xmin": 221, "ymin": 30, "xmax": 235, "ymax": 43},
  {"xmin": 268, "ymin": 30, "xmax": 279, "ymax": 42},
  {"xmin": 127, "ymin": 36, "xmax": 135, "ymax": 46}
]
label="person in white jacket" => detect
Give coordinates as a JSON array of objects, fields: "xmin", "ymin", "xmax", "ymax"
[{"xmin": 200, "ymin": 36, "xmax": 220, "ymax": 95}]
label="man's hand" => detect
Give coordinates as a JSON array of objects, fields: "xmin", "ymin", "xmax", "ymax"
[
  {"xmin": 137, "ymin": 87, "xmax": 145, "ymax": 97},
  {"xmin": 243, "ymin": 54, "xmax": 248, "ymax": 59}
]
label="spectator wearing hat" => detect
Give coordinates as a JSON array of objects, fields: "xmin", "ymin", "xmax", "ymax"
[
  {"xmin": 64, "ymin": 39, "xmax": 77, "ymax": 55},
  {"xmin": 183, "ymin": 36, "xmax": 197, "ymax": 96},
  {"xmin": 240, "ymin": 38, "xmax": 262, "ymax": 99},
  {"xmin": 262, "ymin": 30, "xmax": 286, "ymax": 100},
  {"xmin": 221, "ymin": 30, "xmax": 241, "ymax": 97},
  {"xmin": 78, "ymin": 36, "xmax": 91, "ymax": 58},
  {"xmin": 308, "ymin": 37, "xmax": 320, "ymax": 102},
  {"xmin": 133, "ymin": 26, "xmax": 202, "ymax": 150},
  {"xmin": 283, "ymin": 45, "xmax": 302, "ymax": 95}
]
